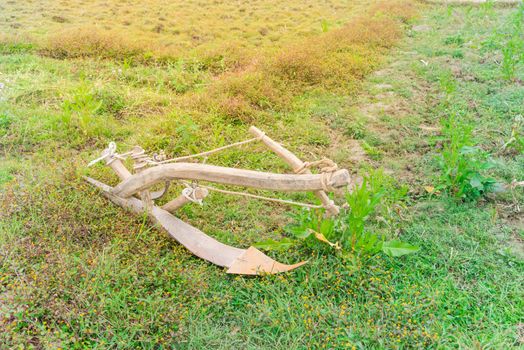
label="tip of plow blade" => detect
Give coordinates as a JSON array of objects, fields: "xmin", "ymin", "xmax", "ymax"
[{"xmin": 226, "ymin": 246, "xmax": 307, "ymax": 275}]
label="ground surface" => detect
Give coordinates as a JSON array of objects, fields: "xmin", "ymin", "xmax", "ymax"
[
  {"xmin": 1, "ymin": 0, "xmax": 371, "ymax": 53},
  {"xmin": 1, "ymin": 1, "xmax": 523, "ymax": 349}
]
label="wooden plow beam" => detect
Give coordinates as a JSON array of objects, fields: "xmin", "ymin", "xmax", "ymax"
[{"xmin": 85, "ymin": 127, "xmax": 351, "ymax": 275}]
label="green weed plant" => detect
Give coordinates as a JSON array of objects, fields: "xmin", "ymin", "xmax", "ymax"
[
  {"xmin": 437, "ymin": 115, "xmax": 498, "ymax": 201},
  {"xmin": 256, "ymin": 169, "xmax": 418, "ymax": 259}
]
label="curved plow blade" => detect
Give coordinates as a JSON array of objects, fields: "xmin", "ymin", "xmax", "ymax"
[
  {"xmin": 85, "ymin": 177, "xmax": 306, "ymax": 275},
  {"xmin": 226, "ymin": 247, "xmax": 307, "ymax": 275}
]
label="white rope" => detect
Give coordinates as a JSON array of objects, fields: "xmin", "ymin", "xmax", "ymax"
[
  {"xmin": 88, "ymin": 139, "xmax": 338, "ymax": 210},
  {"xmin": 87, "ymin": 143, "xmax": 145, "ymax": 170},
  {"xmin": 88, "ymin": 142, "xmax": 117, "ymax": 167},
  {"xmin": 295, "ymin": 158, "xmax": 338, "ymax": 174},
  {"xmin": 320, "ymin": 172, "xmax": 335, "ymax": 192},
  {"xmin": 180, "ymin": 181, "xmax": 326, "ymax": 209},
  {"xmin": 149, "ymin": 134, "xmax": 265, "ymax": 165},
  {"xmin": 181, "ymin": 187, "xmax": 204, "ymax": 205},
  {"xmin": 93, "ymin": 134, "xmax": 266, "ymax": 168},
  {"xmin": 294, "ymin": 158, "xmax": 339, "ymax": 192},
  {"xmin": 88, "ymin": 142, "xmax": 138, "ymax": 167}
]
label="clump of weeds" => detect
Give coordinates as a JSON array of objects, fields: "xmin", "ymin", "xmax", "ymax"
[
  {"xmin": 255, "ymin": 169, "xmax": 418, "ymax": 262},
  {"xmin": 436, "ymin": 114, "xmax": 498, "ymax": 201}
]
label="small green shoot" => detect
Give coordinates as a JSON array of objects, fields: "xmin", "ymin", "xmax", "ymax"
[
  {"xmin": 320, "ymin": 19, "xmax": 330, "ymax": 33},
  {"xmin": 0, "ymin": 113, "xmax": 12, "ymax": 134},
  {"xmin": 444, "ymin": 35, "xmax": 464, "ymax": 47},
  {"xmin": 503, "ymin": 115, "xmax": 524, "ymax": 154}
]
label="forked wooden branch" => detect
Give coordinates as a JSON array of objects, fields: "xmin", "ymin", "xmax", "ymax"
[{"xmin": 85, "ymin": 126, "xmax": 351, "ymax": 275}]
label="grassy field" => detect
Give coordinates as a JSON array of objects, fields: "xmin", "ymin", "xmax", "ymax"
[
  {"xmin": 1, "ymin": 0, "xmax": 524, "ymax": 348},
  {"xmin": 1, "ymin": 0, "xmax": 373, "ymax": 55}
]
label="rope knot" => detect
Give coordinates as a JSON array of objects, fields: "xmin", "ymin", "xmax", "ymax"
[
  {"xmin": 88, "ymin": 142, "xmax": 117, "ymax": 167},
  {"xmin": 182, "ymin": 186, "xmax": 204, "ymax": 205},
  {"xmin": 295, "ymin": 158, "xmax": 338, "ymax": 174},
  {"xmin": 153, "ymin": 150, "xmax": 167, "ymax": 162}
]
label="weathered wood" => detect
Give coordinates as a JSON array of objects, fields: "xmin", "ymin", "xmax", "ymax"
[
  {"xmin": 105, "ymin": 156, "xmax": 156, "ymax": 209},
  {"xmin": 149, "ymin": 181, "xmax": 170, "ymax": 200},
  {"xmin": 151, "ymin": 205, "xmax": 243, "ymax": 267},
  {"xmin": 162, "ymin": 187, "xmax": 209, "ymax": 212},
  {"xmin": 84, "ymin": 176, "xmax": 306, "ymax": 274},
  {"xmin": 249, "ymin": 126, "xmax": 340, "ymax": 216},
  {"xmin": 136, "ymin": 166, "xmax": 154, "ymax": 211},
  {"xmin": 85, "ymin": 176, "xmax": 244, "ymax": 266},
  {"xmin": 106, "ymin": 158, "xmax": 132, "ymax": 180},
  {"xmin": 111, "ymin": 163, "xmax": 350, "ymax": 198},
  {"xmin": 249, "ymin": 126, "xmax": 304, "ymax": 172},
  {"xmin": 104, "ymin": 146, "xmax": 168, "ymax": 200},
  {"xmin": 85, "ymin": 126, "xmax": 351, "ymax": 275}
]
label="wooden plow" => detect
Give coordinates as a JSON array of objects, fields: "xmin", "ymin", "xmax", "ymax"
[{"xmin": 85, "ymin": 126, "xmax": 351, "ymax": 275}]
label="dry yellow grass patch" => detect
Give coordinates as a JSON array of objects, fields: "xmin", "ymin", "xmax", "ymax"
[
  {"xmin": 1, "ymin": 0, "xmax": 374, "ymax": 54},
  {"xmin": 41, "ymin": 28, "xmax": 147, "ymax": 60},
  {"xmin": 1, "ymin": 0, "xmax": 417, "ymax": 126},
  {"xmin": 193, "ymin": 1, "xmax": 417, "ymax": 123}
]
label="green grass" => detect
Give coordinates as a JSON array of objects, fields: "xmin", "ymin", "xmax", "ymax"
[{"xmin": 1, "ymin": 2, "xmax": 524, "ymax": 349}]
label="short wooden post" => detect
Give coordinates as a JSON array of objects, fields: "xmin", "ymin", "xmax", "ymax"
[
  {"xmin": 162, "ymin": 187, "xmax": 209, "ymax": 212},
  {"xmin": 105, "ymin": 158, "xmax": 132, "ymax": 180},
  {"xmin": 104, "ymin": 146, "xmax": 153, "ymax": 211}
]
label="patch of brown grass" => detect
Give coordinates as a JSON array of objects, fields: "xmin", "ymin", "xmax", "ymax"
[
  {"xmin": 0, "ymin": 0, "xmax": 374, "ymax": 55},
  {"xmin": 326, "ymin": 17, "xmax": 403, "ymax": 48},
  {"xmin": 201, "ymin": 71, "xmax": 291, "ymax": 123},
  {"xmin": 266, "ymin": 15, "xmax": 405, "ymax": 88},
  {"xmin": 38, "ymin": 1, "xmax": 417, "ymax": 125},
  {"xmin": 214, "ymin": 72, "xmax": 290, "ymax": 110},
  {"xmin": 369, "ymin": 0, "xmax": 419, "ymax": 23},
  {"xmin": 191, "ymin": 0, "xmax": 418, "ymax": 123},
  {"xmin": 41, "ymin": 28, "xmax": 150, "ymax": 61},
  {"xmin": 191, "ymin": 43, "xmax": 255, "ymax": 74}
]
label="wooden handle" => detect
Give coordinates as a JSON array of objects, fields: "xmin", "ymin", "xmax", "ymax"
[
  {"xmin": 106, "ymin": 158, "xmax": 132, "ymax": 180},
  {"xmin": 249, "ymin": 126, "xmax": 304, "ymax": 172},
  {"xmin": 111, "ymin": 163, "xmax": 350, "ymax": 198},
  {"xmin": 249, "ymin": 126, "xmax": 340, "ymax": 216},
  {"xmin": 85, "ymin": 176, "xmax": 306, "ymax": 274}
]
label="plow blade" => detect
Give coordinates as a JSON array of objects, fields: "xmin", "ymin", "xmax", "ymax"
[{"xmin": 85, "ymin": 177, "xmax": 306, "ymax": 275}]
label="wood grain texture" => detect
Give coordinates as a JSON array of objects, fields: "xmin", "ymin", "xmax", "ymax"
[
  {"xmin": 162, "ymin": 187, "xmax": 209, "ymax": 212},
  {"xmin": 85, "ymin": 176, "xmax": 244, "ymax": 267},
  {"xmin": 111, "ymin": 163, "xmax": 350, "ymax": 198},
  {"xmin": 226, "ymin": 247, "xmax": 307, "ymax": 275},
  {"xmin": 106, "ymin": 158, "xmax": 132, "ymax": 180}
]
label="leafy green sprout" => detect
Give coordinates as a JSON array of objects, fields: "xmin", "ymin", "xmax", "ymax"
[
  {"xmin": 320, "ymin": 19, "xmax": 330, "ymax": 33},
  {"xmin": 503, "ymin": 114, "xmax": 524, "ymax": 154}
]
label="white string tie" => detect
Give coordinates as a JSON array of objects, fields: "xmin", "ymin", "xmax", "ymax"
[
  {"xmin": 182, "ymin": 187, "xmax": 204, "ymax": 205},
  {"xmin": 88, "ymin": 142, "xmax": 117, "ymax": 167}
]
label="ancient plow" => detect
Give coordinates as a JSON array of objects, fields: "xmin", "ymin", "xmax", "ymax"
[{"xmin": 85, "ymin": 126, "xmax": 351, "ymax": 275}]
